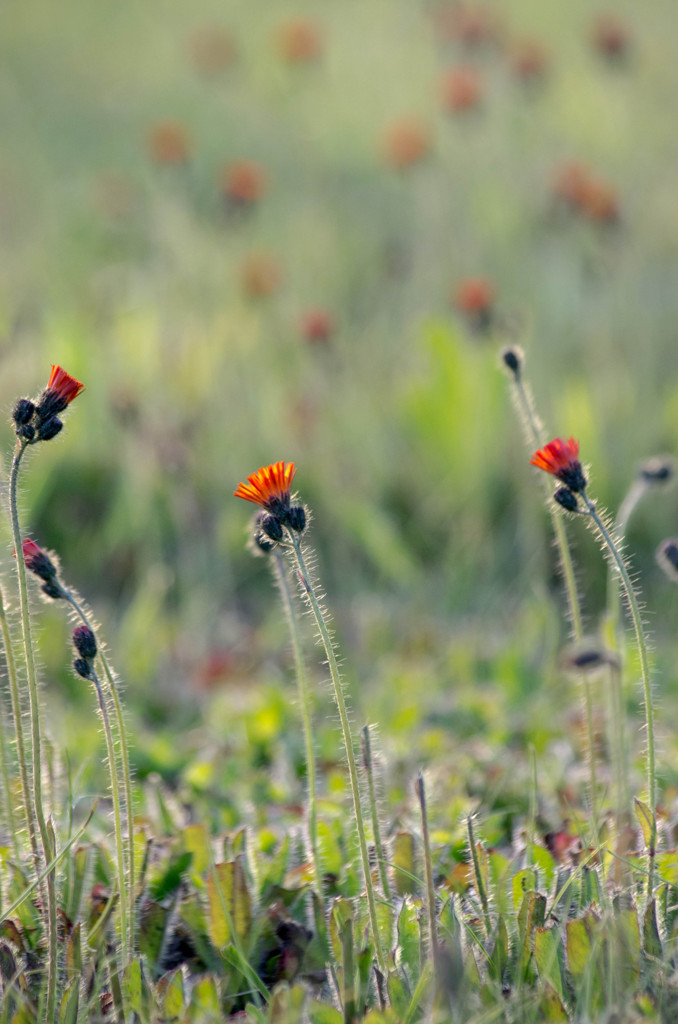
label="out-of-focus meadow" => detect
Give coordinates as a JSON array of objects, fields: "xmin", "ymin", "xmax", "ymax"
[{"xmin": 2, "ymin": 0, "xmax": 678, "ymax": 824}]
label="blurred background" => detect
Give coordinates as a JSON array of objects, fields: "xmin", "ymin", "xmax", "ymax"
[{"xmin": 2, "ymin": 0, "xmax": 678, "ymax": 828}]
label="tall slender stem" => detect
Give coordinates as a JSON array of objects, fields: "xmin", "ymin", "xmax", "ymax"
[
  {"xmin": 415, "ymin": 773, "xmax": 438, "ymax": 964},
  {"xmin": 362, "ymin": 725, "xmax": 391, "ymax": 901},
  {"xmin": 83, "ymin": 663, "xmax": 128, "ymax": 962},
  {"xmin": 288, "ymin": 532, "xmax": 385, "ymax": 973},
  {"xmin": 272, "ymin": 551, "xmax": 321, "ymax": 899},
  {"xmin": 0, "ymin": 591, "xmax": 20, "ymax": 861},
  {"xmin": 583, "ymin": 492, "xmax": 655, "ymax": 896},
  {"xmin": 9, "ymin": 441, "xmax": 58, "ymax": 1021},
  {"xmin": 65, "ymin": 592, "xmax": 135, "ymax": 955}
]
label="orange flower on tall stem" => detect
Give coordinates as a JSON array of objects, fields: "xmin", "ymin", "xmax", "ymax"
[
  {"xmin": 44, "ymin": 365, "xmax": 85, "ymax": 408},
  {"xmin": 530, "ymin": 437, "xmax": 587, "ymax": 492},
  {"xmin": 234, "ymin": 462, "xmax": 296, "ymax": 511}
]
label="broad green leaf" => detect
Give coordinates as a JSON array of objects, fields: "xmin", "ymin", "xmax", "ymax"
[
  {"xmin": 534, "ymin": 927, "xmax": 565, "ymax": 1001},
  {"xmin": 387, "ymin": 970, "xmax": 409, "ymax": 1018},
  {"xmin": 138, "ymin": 900, "xmax": 168, "ymax": 967},
  {"xmin": 269, "ymin": 982, "xmax": 305, "ymax": 1024},
  {"xmin": 634, "ymin": 798, "xmax": 656, "ymax": 854},
  {"xmin": 393, "ymin": 832, "xmax": 417, "ymax": 896},
  {"xmin": 58, "ymin": 979, "xmax": 79, "ymax": 1024},
  {"xmin": 156, "ymin": 968, "xmax": 185, "ymax": 1019},
  {"xmin": 190, "ymin": 973, "xmax": 220, "ymax": 1014},
  {"xmin": 65, "ymin": 923, "xmax": 82, "ymax": 981},
  {"xmin": 206, "ymin": 857, "xmax": 252, "ymax": 948},
  {"xmin": 488, "ymin": 916, "xmax": 508, "ymax": 983},
  {"xmin": 512, "ymin": 869, "xmax": 537, "ymax": 911},
  {"xmin": 566, "ymin": 914, "xmax": 597, "ymax": 978},
  {"xmin": 308, "ymin": 1000, "xmax": 343, "ymax": 1024},
  {"xmin": 613, "ymin": 908, "xmax": 640, "ymax": 987},
  {"xmin": 537, "ymin": 981, "xmax": 568, "ymax": 1022},
  {"xmin": 150, "ymin": 849, "xmax": 193, "ymax": 901},
  {"xmin": 183, "ymin": 823, "xmax": 212, "ymax": 878},
  {"xmin": 121, "ymin": 958, "xmax": 144, "ymax": 1015},
  {"xmin": 396, "ymin": 898, "xmax": 421, "ymax": 976},
  {"xmin": 329, "ymin": 898, "xmax": 354, "ymax": 964},
  {"xmin": 316, "ymin": 820, "xmax": 342, "ymax": 877}
]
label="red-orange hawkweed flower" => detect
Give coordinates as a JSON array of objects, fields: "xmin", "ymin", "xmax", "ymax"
[
  {"xmin": 530, "ymin": 437, "xmax": 587, "ymax": 492},
  {"xmin": 440, "ymin": 66, "xmax": 484, "ymax": 114},
  {"xmin": 510, "ymin": 39, "xmax": 549, "ymax": 85},
  {"xmin": 275, "ymin": 19, "xmax": 323, "ymax": 63},
  {"xmin": 45, "ymin": 365, "xmax": 85, "ymax": 408},
  {"xmin": 381, "ymin": 118, "xmax": 432, "ymax": 170},
  {"xmin": 300, "ymin": 308, "xmax": 334, "ymax": 344},
  {"xmin": 220, "ymin": 160, "xmax": 268, "ymax": 206},
  {"xmin": 592, "ymin": 15, "xmax": 630, "ymax": 60},
  {"xmin": 234, "ymin": 462, "xmax": 296, "ymax": 511},
  {"xmin": 188, "ymin": 26, "xmax": 236, "ymax": 76}
]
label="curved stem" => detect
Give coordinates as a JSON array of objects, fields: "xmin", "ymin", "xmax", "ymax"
[
  {"xmin": 583, "ymin": 492, "xmax": 655, "ymax": 897},
  {"xmin": 272, "ymin": 551, "xmax": 321, "ymax": 900},
  {"xmin": 65, "ymin": 592, "xmax": 134, "ymax": 956},
  {"xmin": 85, "ymin": 664, "xmax": 128, "ymax": 963},
  {"xmin": 288, "ymin": 532, "xmax": 385, "ymax": 973},
  {"xmin": 9, "ymin": 441, "xmax": 58, "ymax": 1021}
]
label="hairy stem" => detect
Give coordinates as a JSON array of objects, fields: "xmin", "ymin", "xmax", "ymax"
[
  {"xmin": 84, "ymin": 664, "xmax": 128, "ymax": 962},
  {"xmin": 0, "ymin": 591, "xmax": 20, "ymax": 861},
  {"xmin": 362, "ymin": 725, "xmax": 391, "ymax": 902},
  {"xmin": 288, "ymin": 532, "xmax": 385, "ymax": 972},
  {"xmin": 583, "ymin": 492, "xmax": 655, "ymax": 897},
  {"xmin": 415, "ymin": 773, "xmax": 438, "ymax": 964},
  {"xmin": 272, "ymin": 551, "xmax": 321, "ymax": 899},
  {"xmin": 65, "ymin": 592, "xmax": 135, "ymax": 955},
  {"xmin": 9, "ymin": 441, "xmax": 58, "ymax": 1021}
]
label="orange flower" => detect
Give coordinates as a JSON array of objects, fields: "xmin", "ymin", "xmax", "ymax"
[
  {"xmin": 45, "ymin": 365, "xmax": 85, "ymax": 407},
  {"xmin": 510, "ymin": 39, "xmax": 549, "ymax": 84},
  {"xmin": 234, "ymin": 462, "xmax": 296, "ymax": 511},
  {"xmin": 300, "ymin": 308, "xmax": 334, "ymax": 344},
  {"xmin": 530, "ymin": 437, "xmax": 587, "ymax": 492},
  {"xmin": 188, "ymin": 26, "xmax": 236, "ymax": 76},
  {"xmin": 275, "ymin": 19, "xmax": 323, "ymax": 63},
  {"xmin": 381, "ymin": 118, "xmax": 432, "ymax": 170},
  {"xmin": 453, "ymin": 276, "xmax": 495, "ymax": 315},
  {"xmin": 592, "ymin": 15, "xmax": 630, "ymax": 60},
  {"xmin": 147, "ymin": 121, "xmax": 191, "ymax": 165},
  {"xmin": 440, "ymin": 66, "xmax": 484, "ymax": 114},
  {"xmin": 220, "ymin": 160, "xmax": 268, "ymax": 205}
]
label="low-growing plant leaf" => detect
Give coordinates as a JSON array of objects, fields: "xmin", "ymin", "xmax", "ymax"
[
  {"xmin": 183, "ymin": 823, "xmax": 211, "ymax": 878},
  {"xmin": 393, "ymin": 832, "xmax": 417, "ymax": 896},
  {"xmin": 121, "ymin": 958, "xmax": 151, "ymax": 1017},
  {"xmin": 537, "ymin": 981, "xmax": 568, "ymax": 1022},
  {"xmin": 308, "ymin": 1000, "xmax": 343, "ymax": 1024},
  {"xmin": 534, "ymin": 927, "xmax": 565, "ymax": 1001},
  {"xmin": 65, "ymin": 922, "xmax": 81, "ymax": 981},
  {"xmin": 634, "ymin": 798, "xmax": 656, "ymax": 854},
  {"xmin": 566, "ymin": 915, "xmax": 594, "ymax": 978},
  {"xmin": 387, "ymin": 970, "xmax": 410, "ymax": 1018},
  {"xmin": 156, "ymin": 967, "xmax": 185, "ymax": 1020},
  {"xmin": 269, "ymin": 982, "xmax": 305, "ymax": 1023},
  {"xmin": 396, "ymin": 898, "xmax": 421, "ymax": 977},
  {"xmin": 207, "ymin": 857, "xmax": 252, "ymax": 948},
  {"xmin": 329, "ymin": 898, "xmax": 354, "ymax": 965},
  {"xmin": 190, "ymin": 972, "xmax": 220, "ymax": 1014},
  {"xmin": 138, "ymin": 899, "xmax": 168, "ymax": 968},
  {"xmin": 488, "ymin": 916, "xmax": 509, "ymax": 983},
  {"xmin": 58, "ymin": 978, "xmax": 79, "ymax": 1024},
  {"xmin": 316, "ymin": 821, "xmax": 343, "ymax": 877},
  {"xmin": 150, "ymin": 849, "xmax": 192, "ymax": 901},
  {"xmin": 643, "ymin": 899, "xmax": 662, "ymax": 958}
]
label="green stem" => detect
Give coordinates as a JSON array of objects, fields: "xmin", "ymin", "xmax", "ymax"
[
  {"xmin": 0, "ymin": 591, "xmax": 20, "ymax": 861},
  {"xmin": 467, "ymin": 815, "xmax": 491, "ymax": 940},
  {"xmin": 582, "ymin": 672, "xmax": 598, "ymax": 842},
  {"xmin": 362, "ymin": 725, "xmax": 391, "ymax": 901},
  {"xmin": 9, "ymin": 441, "xmax": 58, "ymax": 1022},
  {"xmin": 288, "ymin": 532, "xmax": 385, "ymax": 973},
  {"xmin": 83, "ymin": 664, "xmax": 128, "ymax": 963},
  {"xmin": 583, "ymin": 492, "xmax": 655, "ymax": 897},
  {"xmin": 65, "ymin": 592, "xmax": 135, "ymax": 955},
  {"xmin": 272, "ymin": 551, "xmax": 321, "ymax": 900},
  {"xmin": 415, "ymin": 773, "xmax": 438, "ymax": 964},
  {"xmin": 513, "ymin": 374, "xmax": 584, "ymax": 642}
]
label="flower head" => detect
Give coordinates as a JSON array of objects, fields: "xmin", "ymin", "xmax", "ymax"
[
  {"xmin": 530, "ymin": 437, "xmax": 587, "ymax": 492},
  {"xmin": 21, "ymin": 538, "xmax": 64, "ymax": 599},
  {"xmin": 44, "ymin": 365, "xmax": 85, "ymax": 408},
  {"xmin": 234, "ymin": 462, "xmax": 296, "ymax": 513}
]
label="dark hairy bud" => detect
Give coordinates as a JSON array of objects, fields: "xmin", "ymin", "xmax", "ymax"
[
  {"xmin": 500, "ymin": 345, "xmax": 523, "ymax": 377},
  {"xmin": 13, "ymin": 398, "xmax": 35, "ymax": 427},
  {"xmin": 260, "ymin": 514, "xmax": 284, "ymax": 543},
  {"xmin": 73, "ymin": 658, "xmax": 91, "ymax": 680},
  {"xmin": 553, "ymin": 486, "xmax": 579, "ymax": 512},
  {"xmin": 37, "ymin": 416, "xmax": 63, "ymax": 442},
  {"xmin": 41, "ymin": 581, "xmax": 65, "ymax": 601},
  {"xmin": 287, "ymin": 506, "xmax": 307, "ymax": 532},
  {"xmin": 73, "ymin": 625, "xmax": 97, "ymax": 661}
]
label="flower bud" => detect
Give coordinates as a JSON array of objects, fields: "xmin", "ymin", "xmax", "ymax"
[
  {"xmin": 639, "ymin": 456, "xmax": 676, "ymax": 487},
  {"xmin": 22, "ymin": 539, "xmax": 58, "ymax": 583},
  {"xmin": 553, "ymin": 486, "xmax": 579, "ymax": 512},
  {"xmin": 20, "ymin": 425, "xmax": 35, "ymax": 442},
  {"xmin": 37, "ymin": 416, "xmax": 63, "ymax": 442},
  {"xmin": 260, "ymin": 514, "xmax": 284, "ymax": 543},
  {"xmin": 500, "ymin": 345, "xmax": 523, "ymax": 377},
  {"xmin": 73, "ymin": 658, "xmax": 91, "ymax": 680},
  {"xmin": 41, "ymin": 581, "xmax": 65, "ymax": 601},
  {"xmin": 73, "ymin": 625, "xmax": 97, "ymax": 661},
  {"xmin": 287, "ymin": 506, "xmax": 306, "ymax": 532},
  {"xmin": 13, "ymin": 398, "xmax": 35, "ymax": 427}
]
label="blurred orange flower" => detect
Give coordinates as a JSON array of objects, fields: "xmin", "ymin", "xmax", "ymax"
[
  {"xmin": 431, "ymin": 4, "xmax": 499, "ymax": 48},
  {"xmin": 510, "ymin": 39, "xmax": 549, "ymax": 85},
  {"xmin": 220, "ymin": 160, "xmax": 268, "ymax": 206},
  {"xmin": 300, "ymin": 308, "xmax": 334, "ymax": 344},
  {"xmin": 147, "ymin": 121, "xmax": 191, "ymax": 165},
  {"xmin": 453, "ymin": 277, "xmax": 495, "ymax": 326},
  {"xmin": 381, "ymin": 118, "xmax": 432, "ymax": 170},
  {"xmin": 440, "ymin": 66, "xmax": 484, "ymax": 114},
  {"xmin": 276, "ymin": 19, "xmax": 323, "ymax": 63},
  {"xmin": 592, "ymin": 15, "xmax": 631, "ymax": 60}
]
